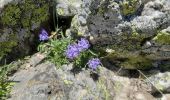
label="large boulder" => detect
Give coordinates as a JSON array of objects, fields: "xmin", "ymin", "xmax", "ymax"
[
  {"xmin": 8, "ymin": 53, "xmax": 156, "ymax": 100},
  {"xmin": 56, "ymin": 0, "xmax": 170, "ymax": 70},
  {"xmin": 0, "ymin": 0, "xmax": 53, "ymax": 64}
]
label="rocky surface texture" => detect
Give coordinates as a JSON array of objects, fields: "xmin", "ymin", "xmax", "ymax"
[
  {"xmin": 8, "ymin": 53, "xmax": 170, "ymax": 100},
  {"xmin": 56, "ymin": 0, "xmax": 170, "ymax": 70},
  {"xmin": 0, "ymin": 0, "xmax": 53, "ymax": 64},
  {"xmin": 0, "ymin": 0, "xmax": 170, "ymax": 100}
]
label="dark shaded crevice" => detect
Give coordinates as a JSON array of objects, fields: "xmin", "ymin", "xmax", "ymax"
[
  {"xmin": 56, "ymin": 16, "xmax": 74, "ymax": 34},
  {"xmin": 140, "ymin": 36, "xmax": 155, "ymax": 47},
  {"xmin": 151, "ymin": 92, "xmax": 163, "ymax": 98},
  {"xmin": 90, "ymin": 72, "xmax": 99, "ymax": 81}
]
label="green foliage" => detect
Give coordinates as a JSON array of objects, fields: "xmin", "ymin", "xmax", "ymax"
[
  {"xmin": 74, "ymin": 50, "xmax": 95, "ymax": 68},
  {"xmin": 38, "ymin": 31, "xmax": 99, "ymax": 69},
  {"xmin": 0, "ymin": 65, "xmax": 15, "ymax": 100},
  {"xmin": 0, "ymin": 34, "xmax": 18, "ymax": 60},
  {"xmin": 38, "ymin": 37, "xmax": 71, "ymax": 68}
]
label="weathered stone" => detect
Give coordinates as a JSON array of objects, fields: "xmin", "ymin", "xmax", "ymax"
[
  {"xmin": 56, "ymin": 0, "xmax": 82, "ymax": 17},
  {"xmin": 146, "ymin": 72, "xmax": 170, "ymax": 93},
  {"xmin": 0, "ymin": 0, "xmax": 53, "ymax": 64},
  {"xmin": 8, "ymin": 53, "xmax": 156, "ymax": 100},
  {"xmin": 131, "ymin": 16, "xmax": 157, "ymax": 36},
  {"xmin": 62, "ymin": 0, "xmax": 170, "ymax": 69}
]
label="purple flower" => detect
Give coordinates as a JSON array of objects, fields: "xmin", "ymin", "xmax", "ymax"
[
  {"xmin": 39, "ymin": 29, "xmax": 49, "ymax": 41},
  {"xmin": 77, "ymin": 38, "xmax": 90, "ymax": 51},
  {"xmin": 87, "ymin": 58, "xmax": 101, "ymax": 70},
  {"xmin": 65, "ymin": 44, "xmax": 80, "ymax": 59}
]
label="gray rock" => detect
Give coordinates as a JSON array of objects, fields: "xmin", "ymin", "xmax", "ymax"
[
  {"xmin": 162, "ymin": 26, "xmax": 170, "ymax": 33},
  {"xmin": 56, "ymin": 0, "xmax": 82, "ymax": 16},
  {"xmin": 131, "ymin": 16, "xmax": 157, "ymax": 36},
  {"xmin": 8, "ymin": 53, "xmax": 156, "ymax": 100},
  {"xmin": 63, "ymin": 0, "xmax": 170, "ymax": 69},
  {"xmin": 142, "ymin": 0, "xmax": 170, "ymax": 28},
  {"xmin": 8, "ymin": 55, "xmax": 63, "ymax": 100},
  {"xmin": 146, "ymin": 72, "xmax": 170, "ymax": 93}
]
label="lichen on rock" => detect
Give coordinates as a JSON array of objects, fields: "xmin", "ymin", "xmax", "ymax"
[
  {"xmin": 0, "ymin": 0, "xmax": 52, "ymax": 63},
  {"xmin": 153, "ymin": 31, "xmax": 170, "ymax": 45},
  {"xmin": 120, "ymin": 0, "xmax": 140, "ymax": 16}
]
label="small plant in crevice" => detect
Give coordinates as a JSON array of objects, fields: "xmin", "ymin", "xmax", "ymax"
[
  {"xmin": 0, "ymin": 65, "xmax": 15, "ymax": 100},
  {"xmin": 37, "ymin": 28, "xmax": 102, "ymax": 71}
]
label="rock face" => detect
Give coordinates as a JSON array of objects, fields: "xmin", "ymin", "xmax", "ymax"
[
  {"xmin": 8, "ymin": 53, "xmax": 158, "ymax": 100},
  {"xmin": 56, "ymin": 0, "xmax": 170, "ymax": 69},
  {"xmin": 147, "ymin": 72, "xmax": 170, "ymax": 93},
  {"xmin": 0, "ymin": 0, "xmax": 53, "ymax": 64}
]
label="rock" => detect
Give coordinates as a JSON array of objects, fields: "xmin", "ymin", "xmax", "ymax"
[
  {"xmin": 55, "ymin": 0, "xmax": 170, "ymax": 70},
  {"xmin": 161, "ymin": 94, "xmax": 170, "ymax": 100},
  {"xmin": 56, "ymin": 0, "xmax": 82, "ymax": 17},
  {"xmin": 133, "ymin": 91, "xmax": 156, "ymax": 100},
  {"xmin": 142, "ymin": 0, "xmax": 170, "ymax": 29},
  {"xmin": 0, "ymin": 0, "xmax": 53, "ymax": 64},
  {"xmin": 8, "ymin": 53, "xmax": 61, "ymax": 100},
  {"xmin": 146, "ymin": 72, "xmax": 170, "ymax": 93},
  {"xmin": 131, "ymin": 16, "xmax": 157, "ymax": 36},
  {"xmin": 162, "ymin": 26, "xmax": 170, "ymax": 33},
  {"xmin": 8, "ymin": 53, "xmax": 157, "ymax": 100},
  {"xmin": 58, "ymin": 0, "xmax": 170, "ymax": 70}
]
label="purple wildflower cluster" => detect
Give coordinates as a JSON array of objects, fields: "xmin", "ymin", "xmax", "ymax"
[
  {"xmin": 65, "ymin": 44, "xmax": 80, "ymax": 59},
  {"xmin": 65, "ymin": 38, "xmax": 90, "ymax": 59},
  {"xmin": 77, "ymin": 38, "xmax": 90, "ymax": 51},
  {"xmin": 65, "ymin": 38, "xmax": 101, "ymax": 70},
  {"xmin": 87, "ymin": 58, "xmax": 101, "ymax": 70},
  {"xmin": 39, "ymin": 29, "xmax": 49, "ymax": 41}
]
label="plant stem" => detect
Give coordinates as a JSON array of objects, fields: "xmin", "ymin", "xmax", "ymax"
[
  {"xmin": 137, "ymin": 69, "xmax": 164, "ymax": 96},
  {"xmin": 89, "ymin": 50, "xmax": 98, "ymax": 56}
]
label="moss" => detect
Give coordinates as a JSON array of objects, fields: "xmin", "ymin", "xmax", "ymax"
[
  {"xmin": 1, "ymin": 4, "xmax": 21, "ymax": 26},
  {"xmin": 120, "ymin": 0, "xmax": 138, "ymax": 15},
  {"xmin": 109, "ymin": 33, "xmax": 146, "ymax": 51},
  {"xmin": 92, "ymin": 27, "xmax": 153, "ymax": 70},
  {"xmin": 153, "ymin": 31, "xmax": 170, "ymax": 45},
  {"xmin": 0, "ymin": 34, "xmax": 18, "ymax": 60},
  {"xmin": 1, "ymin": 0, "xmax": 49, "ymax": 29},
  {"xmin": 0, "ymin": 0, "xmax": 51, "ymax": 61},
  {"xmin": 105, "ymin": 51, "xmax": 153, "ymax": 70},
  {"xmin": 121, "ymin": 55, "xmax": 152, "ymax": 69}
]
